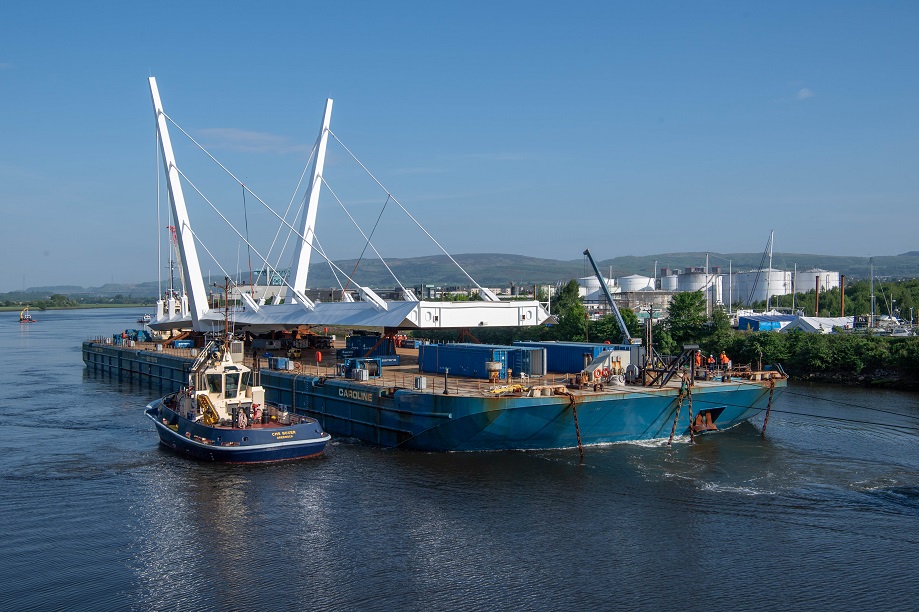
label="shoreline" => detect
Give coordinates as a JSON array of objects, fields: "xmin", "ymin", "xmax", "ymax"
[
  {"xmin": 791, "ymin": 370, "xmax": 919, "ymax": 392},
  {"xmin": 1, "ymin": 304, "xmax": 151, "ymax": 312}
]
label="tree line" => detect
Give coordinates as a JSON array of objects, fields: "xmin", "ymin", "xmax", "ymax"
[{"xmin": 416, "ymin": 279, "xmax": 919, "ymax": 387}]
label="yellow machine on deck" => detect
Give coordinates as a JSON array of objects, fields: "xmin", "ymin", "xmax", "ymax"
[{"xmin": 197, "ymin": 394, "xmax": 220, "ymax": 425}]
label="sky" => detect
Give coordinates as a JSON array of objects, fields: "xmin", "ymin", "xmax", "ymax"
[{"xmin": 1, "ymin": 1, "xmax": 917, "ymax": 291}]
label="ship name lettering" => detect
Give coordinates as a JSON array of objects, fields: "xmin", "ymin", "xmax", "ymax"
[{"xmin": 339, "ymin": 388, "xmax": 373, "ymax": 402}]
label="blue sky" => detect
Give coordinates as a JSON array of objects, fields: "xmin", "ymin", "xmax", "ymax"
[{"xmin": 1, "ymin": 1, "xmax": 917, "ymax": 291}]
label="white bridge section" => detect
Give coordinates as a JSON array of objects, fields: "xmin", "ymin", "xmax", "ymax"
[
  {"xmin": 149, "ymin": 299, "xmax": 550, "ymax": 332},
  {"xmin": 147, "ymin": 78, "xmax": 551, "ymax": 332}
]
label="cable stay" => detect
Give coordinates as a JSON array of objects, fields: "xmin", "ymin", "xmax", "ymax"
[
  {"xmin": 174, "ymin": 165, "xmax": 393, "ymax": 311},
  {"xmin": 149, "ymin": 77, "xmax": 553, "ymax": 332},
  {"xmin": 306, "ymin": 232, "xmax": 350, "ymax": 298},
  {"xmin": 342, "ymin": 193, "xmax": 390, "ymax": 295},
  {"xmin": 321, "ymin": 179, "xmax": 416, "ymax": 300},
  {"xmin": 174, "ymin": 169, "xmax": 313, "ymax": 310},
  {"xmin": 327, "ymin": 129, "xmax": 500, "ymax": 302},
  {"xmin": 746, "ymin": 233, "xmax": 772, "ymax": 307},
  {"xmin": 162, "ymin": 111, "xmax": 500, "ymax": 302},
  {"xmin": 163, "ymin": 114, "xmax": 414, "ymax": 308},
  {"xmin": 253, "ymin": 137, "xmax": 319, "ymax": 292}
]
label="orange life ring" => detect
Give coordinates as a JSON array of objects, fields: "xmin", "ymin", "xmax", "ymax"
[
  {"xmin": 294, "ymin": 361, "xmax": 302, "ymax": 371},
  {"xmin": 593, "ymin": 369, "xmax": 602, "ymax": 380}
]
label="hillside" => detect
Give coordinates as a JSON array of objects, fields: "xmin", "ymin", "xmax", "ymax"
[{"xmin": 4, "ymin": 251, "xmax": 918, "ymax": 300}]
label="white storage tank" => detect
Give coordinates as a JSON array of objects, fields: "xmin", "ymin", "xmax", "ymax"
[
  {"xmin": 578, "ymin": 275, "xmax": 619, "ymax": 301},
  {"xmin": 677, "ymin": 271, "xmax": 709, "ymax": 292},
  {"xmin": 794, "ymin": 268, "xmax": 841, "ymax": 293},
  {"xmin": 661, "ymin": 273, "xmax": 679, "ymax": 291},
  {"xmin": 733, "ymin": 269, "xmax": 793, "ymax": 305},
  {"xmin": 617, "ymin": 274, "xmax": 653, "ymax": 292},
  {"xmin": 577, "ymin": 276, "xmax": 600, "ymax": 299}
]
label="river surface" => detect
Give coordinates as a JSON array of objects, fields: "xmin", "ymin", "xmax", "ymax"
[{"xmin": 1, "ymin": 308, "xmax": 918, "ymax": 611}]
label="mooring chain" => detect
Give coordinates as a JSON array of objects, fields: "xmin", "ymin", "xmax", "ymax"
[{"xmin": 761, "ymin": 378, "xmax": 776, "ymax": 438}]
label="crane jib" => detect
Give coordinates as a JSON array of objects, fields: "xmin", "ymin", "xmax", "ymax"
[{"xmin": 583, "ymin": 248, "xmax": 631, "ymax": 344}]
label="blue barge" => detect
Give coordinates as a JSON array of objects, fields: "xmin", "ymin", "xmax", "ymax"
[
  {"xmin": 259, "ymin": 371, "xmax": 782, "ymax": 451},
  {"xmin": 85, "ymin": 341, "xmax": 785, "ymax": 451}
]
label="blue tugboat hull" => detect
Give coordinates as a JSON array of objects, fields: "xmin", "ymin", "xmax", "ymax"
[{"xmin": 146, "ymin": 402, "xmax": 330, "ymax": 463}]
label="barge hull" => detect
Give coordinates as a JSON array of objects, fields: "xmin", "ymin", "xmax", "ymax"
[
  {"xmin": 262, "ymin": 374, "xmax": 782, "ymax": 451},
  {"xmin": 86, "ymin": 342, "xmax": 783, "ymax": 452}
]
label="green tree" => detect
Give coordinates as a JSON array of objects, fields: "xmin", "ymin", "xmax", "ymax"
[
  {"xmin": 554, "ymin": 279, "xmax": 587, "ymax": 341},
  {"xmin": 702, "ymin": 308, "xmax": 733, "ymax": 354},
  {"xmin": 652, "ymin": 322, "xmax": 677, "ymax": 355},
  {"xmin": 588, "ymin": 309, "xmax": 641, "ymax": 343},
  {"xmin": 665, "ymin": 291, "xmax": 707, "ymax": 346},
  {"xmin": 620, "ymin": 308, "xmax": 642, "ymax": 338}
]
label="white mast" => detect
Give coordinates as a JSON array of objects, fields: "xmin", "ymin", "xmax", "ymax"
[
  {"xmin": 767, "ymin": 229, "xmax": 774, "ymax": 311},
  {"xmin": 705, "ymin": 253, "xmax": 715, "ymax": 314},
  {"xmin": 289, "ymin": 99, "xmax": 333, "ymax": 301},
  {"xmin": 870, "ymin": 257, "xmax": 875, "ymax": 328},
  {"xmin": 149, "ymin": 77, "xmax": 209, "ymax": 329}
]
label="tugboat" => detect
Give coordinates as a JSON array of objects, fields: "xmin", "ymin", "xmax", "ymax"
[
  {"xmin": 145, "ymin": 337, "xmax": 330, "ymax": 462},
  {"xmin": 19, "ymin": 307, "xmax": 36, "ymax": 323},
  {"xmin": 137, "ymin": 314, "xmax": 152, "ymax": 325}
]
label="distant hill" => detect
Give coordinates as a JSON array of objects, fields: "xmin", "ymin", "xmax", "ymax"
[
  {"xmin": 4, "ymin": 251, "xmax": 918, "ymax": 299},
  {"xmin": 304, "ymin": 251, "xmax": 919, "ymax": 287}
]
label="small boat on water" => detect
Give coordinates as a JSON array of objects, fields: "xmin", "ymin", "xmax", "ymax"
[
  {"xmin": 145, "ymin": 336, "xmax": 330, "ymax": 462},
  {"xmin": 19, "ymin": 307, "xmax": 36, "ymax": 323},
  {"xmin": 137, "ymin": 314, "xmax": 152, "ymax": 324}
]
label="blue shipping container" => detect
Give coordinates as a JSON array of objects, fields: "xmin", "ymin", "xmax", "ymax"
[
  {"xmin": 511, "ymin": 346, "xmax": 547, "ymax": 377},
  {"xmin": 424, "ymin": 343, "xmax": 546, "ymax": 377},
  {"xmin": 419, "ymin": 344, "xmax": 508, "ymax": 379},
  {"xmin": 513, "ymin": 341, "xmax": 617, "ymax": 373},
  {"xmin": 346, "ymin": 335, "xmax": 396, "ymax": 357}
]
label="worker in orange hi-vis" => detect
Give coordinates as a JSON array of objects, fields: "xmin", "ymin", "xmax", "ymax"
[
  {"xmin": 719, "ymin": 351, "xmax": 730, "ymax": 370},
  {"xmin": 694, "ymin": 350, "xmax": 702, "ymax": 368}
]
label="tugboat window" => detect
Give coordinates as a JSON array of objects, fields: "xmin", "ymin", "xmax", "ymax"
[
  {"xmin": 206, "ymin": 374, "xmax": 222, "ymax": 393},
  {"xmin": 241, "ymin": 371, "xmax": 251, "ymax": 387},
  {"xmin": 225, "ymin": 373, "xmax": 240, "ymax": 398}
]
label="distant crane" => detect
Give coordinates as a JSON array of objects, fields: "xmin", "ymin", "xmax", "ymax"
[{"xmin": 583, "ymin": 248, "xmax": 632, "ymax": 344}]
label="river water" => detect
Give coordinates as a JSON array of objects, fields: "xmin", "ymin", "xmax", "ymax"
[{"xmin": 1, "ymin": 308, "xmax": 917, "ymax": 611}]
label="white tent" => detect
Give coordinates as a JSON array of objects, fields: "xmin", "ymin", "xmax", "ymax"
[{"xmin": 780, "ymin": 316, "xmax": 854, "ymax": 334}]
